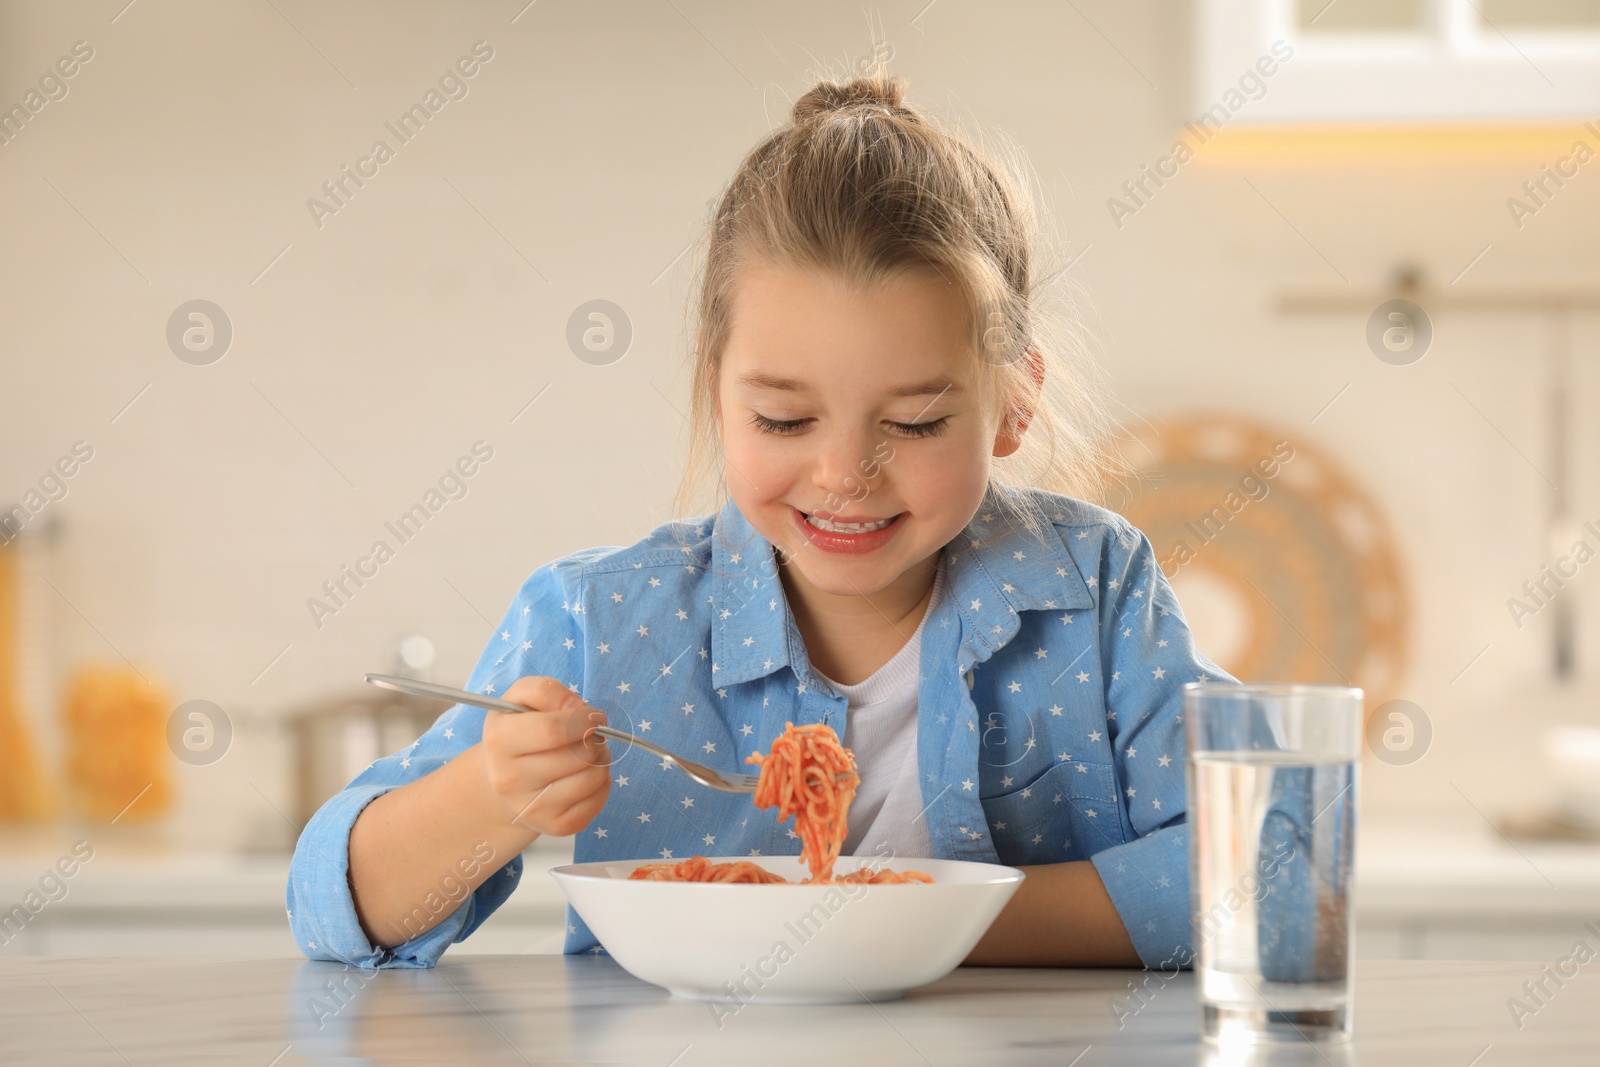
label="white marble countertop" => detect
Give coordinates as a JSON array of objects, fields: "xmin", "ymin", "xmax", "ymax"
[{"xmin": 3, "ymin": 955, "xmax": 1592, "ymax": 1065}]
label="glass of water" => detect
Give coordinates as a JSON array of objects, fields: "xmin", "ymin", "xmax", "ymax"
[{"xmin": 1183, "ymin": 683, "xmax": 1362, "ymax": 1045}]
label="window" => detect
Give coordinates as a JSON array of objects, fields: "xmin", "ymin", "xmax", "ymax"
[
  {"xmin": 1296, "ymin": 0, "xmax": 1427, "ymax": 33},
  {"xmin": 1197, "ymin": 0, "xmax": 1600, "ymax": 121}
]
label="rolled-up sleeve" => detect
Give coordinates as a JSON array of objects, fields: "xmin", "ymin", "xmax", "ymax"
[
  {"xmin": 1086, "ymin": 522, "xmax": 1238, "ymax": 968},
  {"xmin": 286, "ymin": 556, "xmax": 590, "ymax": 967}
]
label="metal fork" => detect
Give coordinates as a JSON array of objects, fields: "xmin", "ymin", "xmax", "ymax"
[{"xmin": 363, "ymin": 673, "xmax": 762, "ymax": 793}]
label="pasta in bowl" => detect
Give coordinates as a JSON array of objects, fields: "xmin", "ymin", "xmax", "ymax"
[
  {"xmin": 549, "ymin": 853, "xmax": 1024, "ymax": 1003},
  {"xmin": 548, "ymin": 722, "xmax": 1025, "ymax": 1003}
]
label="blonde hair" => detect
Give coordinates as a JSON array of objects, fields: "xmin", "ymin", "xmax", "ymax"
[{"xmin": 669, "ymin": 56, "xmax": 1123, "ymax": 548}]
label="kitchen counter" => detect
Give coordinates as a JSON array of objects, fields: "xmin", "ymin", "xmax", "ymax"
[
  {"xmin": 8, "ymin": 807, "xmax": 1600, "ymax": 960},
  {"xmin": 3, "ymin": 955, "xmax": 1592, "ymax": 1065},
  {"xmin": 0, "ymin": 835, "xmax": 579, "ymax": 957}
]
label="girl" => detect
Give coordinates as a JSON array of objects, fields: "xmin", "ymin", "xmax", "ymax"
[{"xmin": 289, "ymin": 65, "xmax": 1233, "ymax": 972}]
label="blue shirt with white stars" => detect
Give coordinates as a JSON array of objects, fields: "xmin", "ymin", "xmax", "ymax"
[{"xmin": 287, "ymin": 484, "xmax": 1237, "ymax": 969}]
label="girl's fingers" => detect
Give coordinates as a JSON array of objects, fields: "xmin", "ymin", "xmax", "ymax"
[
  {"xmin": 547, "ymin": 776, "xmax": 611, "ymax": 836},
  {"xmin": 506, "ymin": 762, "xmax": 610, "ymax": 834},
  {"xmin": 486, "ymin": 705, "xmax": 608, "ymax": 758},
  {"xmin": 501, "ymin": 675, "xmax": 582, "ymax": 713},
  {"xmin": 507, "ymin": 736, "xmax": 612, "ymax": 790}
]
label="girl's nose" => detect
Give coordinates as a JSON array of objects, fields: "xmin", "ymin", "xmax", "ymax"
[{"xmin": 810, "ymin": 427, "xmax": 884, "ymax": 505}]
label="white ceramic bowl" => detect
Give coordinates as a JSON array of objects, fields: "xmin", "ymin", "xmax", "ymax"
[{"xmin": 549, "ymin": 854, "xmax": 1025, "ymax": 1003}]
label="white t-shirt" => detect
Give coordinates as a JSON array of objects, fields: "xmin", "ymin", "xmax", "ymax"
[{"xmin": 815, "ymin": 553, "xmax": 948, "ymax": 860}]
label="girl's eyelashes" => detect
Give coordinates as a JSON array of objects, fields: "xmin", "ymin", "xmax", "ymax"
[
  {"xmin": 748, "ymin": 412, "xmax": 808, "ymax": 435},
  {"xmin": 892, "ymin": 417, "xmax": 949, "ymax": 439},
  {"xmin": 747, "ymin": 413, "xmax": 950, "ymax": 438}
]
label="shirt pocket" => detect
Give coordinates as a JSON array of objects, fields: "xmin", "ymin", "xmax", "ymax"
[{"xmin": 981, "ymin": 759, "xmax": 1123, "ymax": 867}]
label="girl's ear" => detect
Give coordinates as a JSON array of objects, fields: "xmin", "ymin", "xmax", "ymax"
[{"xmin": 993, "ymin": 346, "xmax": 1044, "ymax": 458}]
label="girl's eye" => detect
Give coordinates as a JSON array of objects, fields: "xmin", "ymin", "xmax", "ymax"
[
  {"xmin": 749, "ymin": 413, "xmax": 810, "ymax": 435},
  {"xmin": 889, "ymin": 417, "xmax": 948, "ymax": 439},
  {"xmin": 748, "ymin": 413, "xmax": 950, "ymax": 438}
]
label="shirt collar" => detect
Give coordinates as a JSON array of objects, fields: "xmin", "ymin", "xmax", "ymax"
[{"xmin": 709, "ymin": 486, "xmax": 1095, "ymax": 688}]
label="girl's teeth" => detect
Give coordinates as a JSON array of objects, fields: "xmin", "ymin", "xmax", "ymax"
[{"xmin": 805, "ymin": 514, "xmax": 894, "ymax": 533}]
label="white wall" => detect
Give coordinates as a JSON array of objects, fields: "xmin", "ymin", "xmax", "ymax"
[{"xmin": 2, "ymin": 0, "xmax": 1597, "ymax": 849}]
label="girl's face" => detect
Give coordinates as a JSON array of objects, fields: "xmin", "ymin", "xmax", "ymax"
[{"xmin": 715, "ymin": 260, "xmax": 1022, "ymax": 605}]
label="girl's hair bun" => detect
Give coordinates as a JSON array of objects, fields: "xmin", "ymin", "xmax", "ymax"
[{"xmin": 791, "ymin": 73, "xmax": 918, "ymax": 124}]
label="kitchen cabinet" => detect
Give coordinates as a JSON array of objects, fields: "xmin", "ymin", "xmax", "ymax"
[{"xmin": 1356, "ymin": 811, "xmax": 1600, "ymax": 962}]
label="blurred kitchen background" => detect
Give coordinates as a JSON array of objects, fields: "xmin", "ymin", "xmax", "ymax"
[{"xmin": 3, "ymin": 0, "xmax": 1599, "ymax": 961}]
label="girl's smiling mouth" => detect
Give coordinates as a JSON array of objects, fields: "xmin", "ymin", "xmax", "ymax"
[{"xmin": 791, "ymin": 506, "xmax": 906, "ymax": 553}]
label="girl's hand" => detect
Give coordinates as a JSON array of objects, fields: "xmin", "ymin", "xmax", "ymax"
[{"xmin": 481, "ymin": 676, "xmax": 611, "ymax": 837}]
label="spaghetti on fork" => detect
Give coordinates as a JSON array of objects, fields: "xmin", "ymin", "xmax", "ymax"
[{"xmin": 628, "ymin": 722, "xmax": 932, "ymax": 885}]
